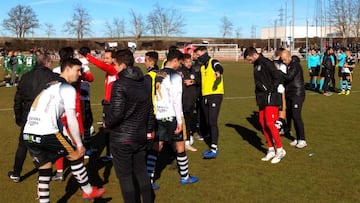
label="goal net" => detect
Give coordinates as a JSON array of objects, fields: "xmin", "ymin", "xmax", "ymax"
[{"xmin": 191, "ymin": 43, "xmax": 239, "ymax": 61}]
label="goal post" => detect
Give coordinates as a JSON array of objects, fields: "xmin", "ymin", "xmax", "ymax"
[{"xmin": 191, "ymin": 43, "xmax": 239, "ymax": 62}]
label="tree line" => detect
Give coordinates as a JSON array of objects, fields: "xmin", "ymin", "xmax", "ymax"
[{"xmin": 1, "ymin": 4, "xmax": 239, "ymax": 40}]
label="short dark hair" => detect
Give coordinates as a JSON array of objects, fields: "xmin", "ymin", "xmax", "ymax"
[
  {"xmin": 60, "ymin": 58, "xmax": 82, "ymax": 72},
  {"xmin": 145, "ymin": 51, "xmax": 159, "ymax": 63},
  {"xmin": 275, "ymin": 48, "xmax": 285, "ymax": 57},
  {"xmin": 168, "ymin": 45, "xmax": 179, "ymax": 52},
  {"xmin": 243, "ymin": 47, "xmax": 258, "ymax": 58},
  {"xmin": 36, "ymin": 53, "xmax": 52, "ymax": 67},
  {"xmin": 113, "ymin": 49, "xmax": 134, "ymax": 66},
  {"xmin": 167, "ymin": 50, "xmax": 183, "ymax": 61},
  {"xmin": 194, "ymin": 46, "xmax": 207, "ymax": 53},
  {"xmin": 59, "ymin": 47, "xmax": 74, "ymax": 64},
  {"xmin": 183, "ymin": 53, "xmax": 192, "ymax": 60}
]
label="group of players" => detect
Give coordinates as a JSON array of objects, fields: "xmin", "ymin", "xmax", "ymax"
[
  {"xmin": 1, "ymin": 50, "xmax": 37, "ymax": 87},
  {"xmin": 7, "ymin": 44, "xmax": 225, "ymax": 203},
  {"xmin": 307, "ymin": 47, "xmax": 356, "ymax": 96}
]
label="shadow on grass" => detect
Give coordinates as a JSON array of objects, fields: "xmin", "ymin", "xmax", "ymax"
[
  {"xmin": 225, "ymin": 111, "xmax": 267, "ymax": 153},
  {"xmin": 57, "ymin": 127, "xmax": 113, "ymax": 203}
]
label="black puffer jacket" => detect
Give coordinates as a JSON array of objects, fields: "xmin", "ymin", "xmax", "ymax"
[
  {"xmin": 253, "ymin": 55, "xmax": 282, "ymax": 108},
  {"xmin": 284, "ymin": 56, "xmax": 305, "ymax": 98},
  {"xmin": 105, "ymin": 66, "xmax": 155, "ymax": 143},
  {"xmin": 13, "ymin": 65, "xmax": 59, "ymax": 127}
]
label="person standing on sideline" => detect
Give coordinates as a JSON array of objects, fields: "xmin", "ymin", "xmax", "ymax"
[
  {"xmin": 83, "ymin": 49, "xmax": 118, "ymax": 162},
  {"xmin": 319, "ymin": 47, "xmax": 335, "ymax": 96},
  {"xmin": 307, "ymin": 48, "xmax": 321, "ymax": 90},
  {"xmin": 193, "ymin": 46, "xmax": 224, "ymax": 159},
  {"xmin": 23, "ymin": 58, "xmax": 105, "ymax": 202},
  {"xmin": 338, "ymin": 49, "xmax": 355, "ymax": 95},
  {"xmin": 148, "ymin": 50, "xmax": 199, "ymax": 189},
  {"xmin": 337, "ymin": 48, "xmax": 346, "ymax": 90},
  {"xmin": 105, "ymin": 49, "xmax": 155, "ymax": 203},
  {"xmin": 9, "ymin": 53, "xmax": 59, "ymax": 182},
  {"xmin": 280, "ymin": 50, "xmax": 307, "ymax": 148},
  {"xmin": 244, "ymin": 47, "xmax": 286, "ymax": 164},
  {"xmin": 178, "ymin": 53, "xmax": 201, "ymax": 151}
]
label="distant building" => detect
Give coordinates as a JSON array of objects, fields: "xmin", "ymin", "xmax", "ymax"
[{"xmin": 261, "ymin": 26, "xmax": 338, "ymax": 47}]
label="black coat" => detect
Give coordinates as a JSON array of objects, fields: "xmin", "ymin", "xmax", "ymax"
[
  {"xmin": 253, "ymin": 55, "xmax": 282, "ymax": 108},
  {"xmin": 105, "ymin": 66, "xmax": 155, "ymax": 143},
  {"xmin": 284, "ymin": 58, "xmax": 306, "ymax": 98},
  {"xmin": 13, "ymin": 65, "xmax": 59, "ymax": 127},
  {"xmin": 178, "ymin": 65, "xmax": 200, "ymax": 112}
]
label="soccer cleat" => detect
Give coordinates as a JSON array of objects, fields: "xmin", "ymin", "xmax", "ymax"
[
  {"xmin": 261, "ymin": 150, "xmax": 276, "ymax": 161},
  {"xmin": 203, "ymin": 150, "xmax": 218, "ymax": 159},
  {"xmin": 296, "ymin": 140, "xmax": 307, "ymax": 149},
  {"xmin": 271, "ymin": 149, "xmax": 286, "ymax": 164},
  {"xmin": 323, "ymin": 92, "xmax": 332, "ymax": 96},
  {"xmin": 84, "ymin": 148, "xmax": 98, "ymax": 159},
  {"xmin": 8, "ymin": 171, "xmax": 20, "ymax": 183},
  {"xmin": 82, "ymin": 186, "xmax": 106, "ymax": 200},
  {"xmin": 185, "ymin": 143, "xmax": 197, "ymax": 152},
  {"xmin": 152, "ymin": 183, "xmax": 160, "ymax": 190},
  {"xmin": 100, "ymin": 155, "xmax": 113, "ymax": 162},
  {"xmin": 51, "ymin": 171, "xmax": 64, "ymax": 181},
  {"xmin": 345, "ymin": 90, "xmax": 350, "ymax": 95},
  {"xmin": 180, "ymin": 175, "xmax": 199, "ymax": 185},
  {"xmin": 338, "ymin": 91, "xmax": 345, "ymax": 95},
  {"xmin": 5, "ymin": 83, "xmax": 12, "ymax": 87},
  {"xmin": 289, "ymin": 140, "xmax": 298, "ymax": 146}
]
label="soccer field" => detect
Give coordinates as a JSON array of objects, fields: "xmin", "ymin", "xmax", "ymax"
[{"xmin": 0, "ymin": 61, "xmax": 359, "ymax": 203}]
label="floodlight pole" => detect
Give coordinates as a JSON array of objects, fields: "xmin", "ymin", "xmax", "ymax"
[{"xmin": 291, "ymin": 0, "xmax": 295, "ymax": 53}]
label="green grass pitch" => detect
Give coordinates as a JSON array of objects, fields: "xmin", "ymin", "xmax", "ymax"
[{"xmin": 0, "ymin": 61, "xmax": 359, "ymax": 202}]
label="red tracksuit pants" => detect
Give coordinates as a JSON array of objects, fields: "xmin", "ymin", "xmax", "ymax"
[{"xmin": 259, "ymin": 106, "xmax": 282, "ymax": 149}]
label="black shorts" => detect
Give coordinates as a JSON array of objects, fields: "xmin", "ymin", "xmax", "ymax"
[
  {"xmin": 310, "ymin": 67, "xmax": 319, "ymax": 77},
  {"xmin": 320, "ymin": 68, "xmax": 330, "ymax": 77},
  {"xmin": 156, "ymin": 118, "xmax": 183, "ymax": 142},
  {"xmin": 338, "ymin": 66, "xmax": 343, "ymax": 77},
  {"xmin": 341, "ymin": 72, "xmax": 350, "ymax": 80},
  {"xmin": 24, "ymin": 132, "xmax": 76, "ymax": 168}
]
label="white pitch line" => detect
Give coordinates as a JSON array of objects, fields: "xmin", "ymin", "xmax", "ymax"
[{"xmin": 0, "ymin": 90, "xmax": 358, "ymax": 112}]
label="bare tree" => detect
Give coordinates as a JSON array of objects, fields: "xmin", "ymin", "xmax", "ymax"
[
  {"xmin": 104, "ymin": 18, "xmax": 126, "ymax": 38},
  {"xmin": 235, "ymin": 27, "xmax": 242, "ymax": 38},
  {"xmin": 147, "ymin": 3, "xmax": 185, "ymax": 37},
  {"xmin": 2, "ymin": 4, "xmax": 39, "ymax": 38},
  {"xmin": 104, "ymin": 21, "xmax": 114, "ymax": 38},
  {"xmin": 44, "ymin": 23, "xmax": 55, "ymax": 38},
  {"xmin": 129, "ymin": 9, "xmax": 145, "ymax": 39},
  {"xmin": 220, "ymin": 16, "xmax": 233, "ymax": 38},
  {"xmin": 113, "ymin": 18, "xmax": 126, "ymax": 38},
  {"xmin": 328, "ymin": 0, "xmax": 360, "ymax": 44},
  {"xmin": 64, "ymin": 5, "xmax": 92, "ymax": 39}
]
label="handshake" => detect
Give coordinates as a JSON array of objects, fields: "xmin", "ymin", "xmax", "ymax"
[{"xmin": 78, "ymin": 47, "xmax": 91, "ymax": 57}]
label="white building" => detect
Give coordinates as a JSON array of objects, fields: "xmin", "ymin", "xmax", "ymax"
[{"xmin": 261, "ymin": 26, "xmax": 338, "ymax": 45}]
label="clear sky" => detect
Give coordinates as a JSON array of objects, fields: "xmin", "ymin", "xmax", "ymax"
[{"xmin": 0, "ymin": 0, "xmax": 316, "ymax": 39}]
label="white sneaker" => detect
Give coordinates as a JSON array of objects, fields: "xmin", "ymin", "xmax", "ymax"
[
  {"xmin": 185, "ymin": 142, "xmax": 197, "ymax": 152},
  {"xmin": 271, "ymin": 149, "xmax": 286, "ymax": 164},
  {"xmin": 290, "ymin": 140, "xmax": 297, "ymax": 146},
  {"xmin": 296, "ymin": 140, "xmax": 307, "ymax": 148},
  {"xmin": 261, "ymin": 150, "xmax": 276, "ymax": 161}
]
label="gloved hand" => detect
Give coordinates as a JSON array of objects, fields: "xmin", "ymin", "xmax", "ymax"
[
  {"xmin": 79, "ymin": 47, "xmax": 90, "ymax": 56},
  {"xmin": 275, "ymin": 118, "xmax": 286, "ymax": 130},
  {"xmin": 277, "ymin": 84, "xmax": 285, "ymax": 93}
]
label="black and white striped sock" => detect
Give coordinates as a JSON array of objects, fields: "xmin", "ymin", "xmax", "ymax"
[
  {"xmin": 176, "ymin": 152, "xmax": 189, "ymax": 179},
  {"xmin": 38, "ymin": 168, "xmax": 52, "ymax": 203},
  {"xmin": 70, "ymin": 159, "xmax": 92, "ymax": 194},
  {"xmin": 146, "ymin": 150, "xmax": 158, "ymax": 183}
]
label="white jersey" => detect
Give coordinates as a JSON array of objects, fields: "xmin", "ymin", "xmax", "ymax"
[
  {"xmin": 79, "ymin": 57, "xmax": 91, "ymax": 101},
  {"xmin": 23, "ymin": 82, "xmax": 76, "ymax": 135},
  {"xmin": 154, "ymin": 68, "xmax": 183, "ymax": 125},
  {"xmin": 53, "ymin": 66, "xmax": 61, "ymax": 74}
]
